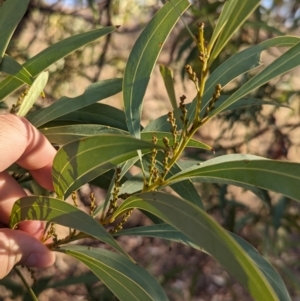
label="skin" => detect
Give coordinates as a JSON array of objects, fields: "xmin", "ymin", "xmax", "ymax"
[{"xmin": 0, "ymin": 114, "xmax": 56, "ymax": 279}]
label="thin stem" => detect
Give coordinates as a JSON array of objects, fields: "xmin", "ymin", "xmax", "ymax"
[
  {"xmin": 194, "ymin": 69, "xmax": 208, "ymax": 125},
  {"xmin": 46, "ymin": 231, "xmax": 90, "ymax": 249},
  {"xmin": 14, "ymin": 267, "xmax": 38, "ymax": 301}
]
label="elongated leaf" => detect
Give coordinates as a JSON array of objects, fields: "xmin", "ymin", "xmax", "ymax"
[
  {"xmin": 179, "ymin": 160, "xmax": 273, "ymax": 209},
  {"xmin": 17, "ymin": 71, "xmax": 48, "ymax": 117},
  {"xmin": 217, "ymin": 96, "xmax": 290, "ymax": 112},
  {"xmin": 41, "ymin": 124, "xmax": 127, "ymax": 145},
  {"xmin": 231, "ymin": 234, "xmax": 292, "ymax": 301},
  {"xmin": 0, "ymin": 54, "xmax": 32, "ymax": 84},
  {"xmin": 53, "ymin": 134, "xmax": 164, "ymax": 198},
  {"xmin": 209, "ymin": 41, "xmax": 300, "ymax": 118},
  {"xmin": 208, "ymin": 0, "xmax": 239, "ymax": 51},
  {"xmin": 159, "ymin": 64, "xmax": 181, "ymax": 122},
  {"xmin": 187, "ymin": 36, "xmax": 300, "ymax": 125},
  {"xmin": 60, "ymin": 246, "xmax": 169, "ymax": 301},
  {"xmin": 0, "ymin": 26, "xmax": 117, "ymax": 101},
  {"xmin": 115, "ymin": 223, "xmax": 199, "ymax": 249},
  {"xmin": 42, "ymin": 124, "xmax": 211, "ymax": 150},
  {"xmin": 208, "ymin": 0, "xmax": 260, "ymax": 66},
  {"xmin": 9, "ymin": 196, "xmax": 128, "ymax": 257},
  {"xmin": 112, "ymin": 192, "xmax": 279, "ymax": 301},
  {"xmin": 166, "ymin": 154, "xmax": 300, "ymax": 202},
  {"xmin": 0, "ymin": 0, "xmax": 30, "ymax": 63},
  {"xmin": 43, "ymin": 103, "xmax": 128, "ymax": 131},
  {"xmin": 116, "ymin": 225, "xmax": 292, "ymax": 301},
  {"xmin": 27, "ymin": 78, "xmax": 122, "ymax": 127},
  {"xmin": 123, "ymin": 0, "xmax": 190, "ymax": 138}
]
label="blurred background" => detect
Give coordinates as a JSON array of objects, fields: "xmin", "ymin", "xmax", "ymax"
[{"xmin": 1, "ymin": 0, "xmax": 300, "ymax": 300}]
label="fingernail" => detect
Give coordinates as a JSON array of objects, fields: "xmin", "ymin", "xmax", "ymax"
[{"xmin": 24, "ymin": 253, "xmax": 52, "ymax": 267}]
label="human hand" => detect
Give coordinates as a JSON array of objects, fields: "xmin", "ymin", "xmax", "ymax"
[{"xmin": 0, "ymin": 114, "xmax": 56, "ymax": 279}]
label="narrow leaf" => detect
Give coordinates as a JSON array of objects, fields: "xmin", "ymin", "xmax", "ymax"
[
  {"xmin": 208, "ymin": 0, "xmax": 260, "ymax": 66},
  {"xmin": 42, "ymin": 125, "xmax": 211, "ymax": 150},
  {"xmin": 0, "ymin": 26, "xmax": 117, "ymax": 101},
  {"xmin": 208, "ymin": 0, "xmax": 235, "ymax": 55},
  {"xmin": 159, "ymin": 64, "xmax": 181, "ymax": 122},
  {"xmin": 0, "ymin": 0, "xmax": 30, "ymax": 63},
  {"xmin": 217, "ymin": 96, "xmax": 290, "ymax": 112},
  {"xmin": 166, "ymin": 154, "xmax": 300, "ymax": 202},
  {"xmin": 115, "ymin": 224, "xmax": 199, "ymax": 250},
  {"xmin": 43, "ymin": 103, "xmax": 128, "ymax": 131},
  {"xmin": 27, "ymin": 78, "xmax": 122, "ymax": 127},
  {"xmin": 17, "ymin": 71, "xmax": 48, "ymax": 117},
  {"xmin": 209, "ymin": 41, "xmax": 300, "ymax": 118},
  {"xmin": 60, "ymin": 246, "xmax": 169, "ymax": 301},
  {"xmin": 53, "ymin": 134, "xmax": 164, "ymax": 198},
  {"xmin": 187, "ymin": 36, "xmax": 300, "ymax": 125},
  {"xmin": 113, "ymin": 192, "xmax": 279, "ymax": 301},
  {"xmin": 9, "ymin": 196, "xmax": 128, "ymax": 257},
  {"xmin": 231, "ymin": 233, "xmax": 292, "ymax": 301},
  {"xmin": 41, "ymin": 124, "xmax": 127, "ymax": 145},
  {"xmin": 116, "ymin": 225, "xmax": 292, "ymax": 301},
  {"xmin": 0, "ymin": 55, "xmax": 32, "ymax": 84},
  {"xmin": 123, "ymin": 0, "xmax": 190, "ymax": 138}
]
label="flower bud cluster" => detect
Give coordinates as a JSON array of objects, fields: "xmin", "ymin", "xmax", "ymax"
[
  {"xmin": 10, "ymin": 87, "xmax": 29, "ymax": 114},
  {"xmin": 110, "ymin": 209, "xmax": 133, "ymax": 234},
  {"xmin": 203, "ymin": 84, "xmax": 222, "ymax": 119}
]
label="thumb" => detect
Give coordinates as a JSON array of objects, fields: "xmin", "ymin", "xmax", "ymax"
[{"xmin": 0, "ymin": 228, "xmax": 55, "ymax": 279}]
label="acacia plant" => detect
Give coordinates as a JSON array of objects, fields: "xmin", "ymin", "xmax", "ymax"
[{"xmin": 1, "ymin": 0, "xmax": 300, "ymax": 300}]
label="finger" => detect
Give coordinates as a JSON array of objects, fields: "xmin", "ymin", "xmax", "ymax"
[
  {"xmin": 0, "ymin": 171, "xmax": 45, "ymax": 236},
  {"xmin": 0, "ymin": 114, "xmax": 56, "ymax": 190},
  {"xmin": 0, "ymin": 228, "xmax": 55, "ymax": 279},
  {"xmin": 0, "ymin": 171, "xmax": 26, "ymax": 225}
]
